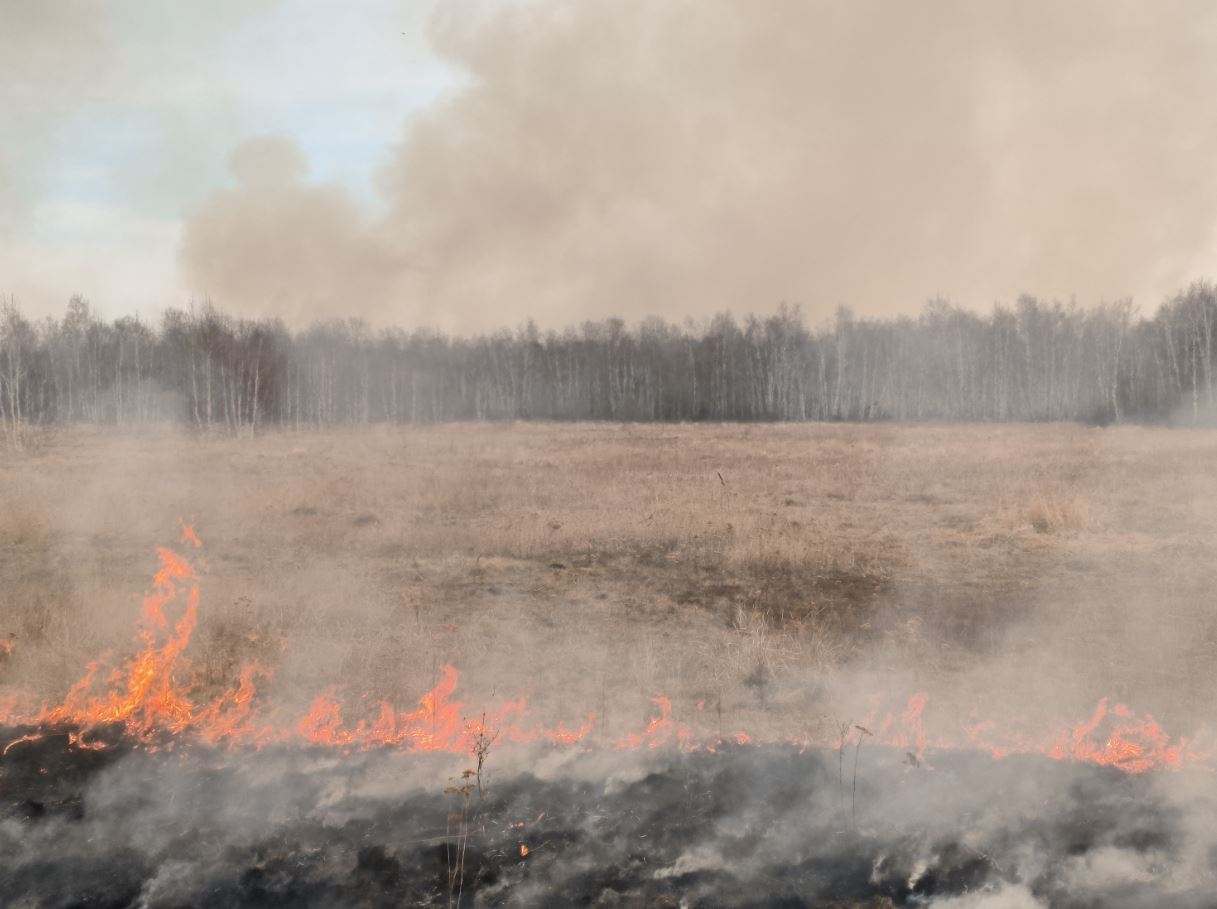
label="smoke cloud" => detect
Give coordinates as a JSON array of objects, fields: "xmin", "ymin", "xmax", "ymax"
[
  {"xmin": 180, "ymin": 0, "xmax": 1217, "ymax": 329},
  {"xmin": 181, "ymin": 136, "xmax": 403, "ymax": 326},
  {"xmin": 5, "ymin": 739, "xmax": 1217, "ymax": 906}
]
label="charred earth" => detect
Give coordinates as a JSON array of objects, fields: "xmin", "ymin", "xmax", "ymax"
[{"xmin": 2, "ymin": 727, "xmax": 1212, "ymax": 908}]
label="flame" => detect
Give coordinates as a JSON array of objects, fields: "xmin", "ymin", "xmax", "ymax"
[
  {"xmin": 613, "ymin": 696, "xmax": 696, "ymax": 750},
  {"xmin": 0, "ymin": 528, "xmax": 1210, "ymax": 774},
  {"xmin": 0, "ymin": 528, "xmax": 267, "ymax": 749},
  {"xmin": 43, "ymin": 547, "xmax": 202, "ymax": 737},
  {"xmin": 853, "ymin": 692, "xmax": 1211, "ymax": 773},
  {"xmin": 3, "ymin": 732, "xmax": 42, "ymax": 756},
  {"xmin": 293, "ymin": 669, "xmax": 597, "ymax": 753},
  {"xmin": 179, "ymin": 521, "xmax": 203, "ymax": 549}
]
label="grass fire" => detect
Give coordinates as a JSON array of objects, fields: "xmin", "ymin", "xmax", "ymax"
[
  {"xmin": 11, "ymin": 5, "xmax": 1217, "ymax": 901},
  {"xmin": 4, "ymin": 424, "xmax": 1217, "ymax": 906}
]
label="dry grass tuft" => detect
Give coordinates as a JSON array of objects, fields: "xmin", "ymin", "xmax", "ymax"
[{"xmin": 1023, "ymin": 493, "xmax": 1091, "ymax": 534}]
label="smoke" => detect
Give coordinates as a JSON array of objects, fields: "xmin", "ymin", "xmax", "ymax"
[
  {"xmin": 179, "ymin": 0, "xmax": 1217, "ymax": 329},
  {"xmin": 180, "ymin": 136, "xmax": 403, "ymax": 326},
  {"xmin": 3, "ymin": 738, "xmax": 1217, "ymax": 906}
]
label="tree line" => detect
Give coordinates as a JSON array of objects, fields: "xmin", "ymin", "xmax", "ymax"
[{"xmin": 3, "ymin": 285, "xmax": 1217, "ymax": 439}]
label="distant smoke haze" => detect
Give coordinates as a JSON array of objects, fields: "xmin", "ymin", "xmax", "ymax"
[
  {"xmin": 180, "ymin": 0, "xmax": 1217, "ymax": 330},
  {"xmin": 6, "ymin": 2, "xmax": 1217, "ymax": 328}
]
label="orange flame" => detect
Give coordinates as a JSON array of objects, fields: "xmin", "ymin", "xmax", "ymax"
[
  {"xmin": 1, "ymin": 528, "xmax": 263, "ymax": 749},
  {"xmin": 179, "ymin": 521, "xmax": 203, "ymax": 549},
  {"xmin": 613, "ymin": 696, "xmax": 695, "ymax": 750},
  {"xmin": 853, "ymin": 691, "xmax": 1211, "ymax": 773},
  {"xmin": 0, "ymin": 528, "xmax": 1210, "ymax": 773}
]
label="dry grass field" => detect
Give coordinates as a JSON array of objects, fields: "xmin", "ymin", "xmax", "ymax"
[{"xmin": 3, "ymin": 422, "xmax": 1217, "ymax": 747}]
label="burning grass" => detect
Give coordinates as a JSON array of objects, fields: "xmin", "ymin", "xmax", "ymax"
[
  {"xmin": 4, "ymin": 422, "xmax": 1217, "ymax": 905},
  {"xmin": 2, "ymin": 422, "xmax": 1217, "ymax": 745},
  {"xmin": 0, "ymin": 522, "xmax": 1206, "ymax": 775}
]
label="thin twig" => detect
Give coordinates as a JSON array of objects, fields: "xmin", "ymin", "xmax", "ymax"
[{"xmin": 852, "ymin": 724, "xmax": 872, "ymax": 829}]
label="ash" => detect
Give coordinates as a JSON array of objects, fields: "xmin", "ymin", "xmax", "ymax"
[{"xmin": 2, "ymin": 724, "xmax": 1214, "ymax": 908}]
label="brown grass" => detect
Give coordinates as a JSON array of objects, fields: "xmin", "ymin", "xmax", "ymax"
[{"xmin": 2, "ymin": 421, "xmax": 1216, "ymax": 740}]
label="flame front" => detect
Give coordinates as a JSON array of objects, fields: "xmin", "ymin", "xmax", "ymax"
[
  {"xmin": 4, "ymin": 529, "xmax": 269, "ymax": 749},
  {"xmin": 0, "ymin": 528, "xmax": 1209, "ymax": 773}
]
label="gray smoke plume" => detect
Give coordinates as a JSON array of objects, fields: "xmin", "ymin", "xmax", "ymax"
[
  {"xmin": 3, "ymin": 733, "xmax": 1216, "ymax": 907},
  {"xmin": 180, "ymin": 0, "xmax": 1217, "ymax": 328}
]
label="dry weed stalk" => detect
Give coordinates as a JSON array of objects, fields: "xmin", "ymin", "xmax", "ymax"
[
  {"xmin": 852, "ymin": 724, "xmax": 873, "ymax": 829},
  {"xmin": 469, "ymin": 711, "xmax": 498, "ymax": 801},
  {"xmin": 836, "ymin": 719, "xmax": 852, "ymax": 822},
  {"xmin": 445, "ymin": 769, "xmax": 476, "ymax": 908}
]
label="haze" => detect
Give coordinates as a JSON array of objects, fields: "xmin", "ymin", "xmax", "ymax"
[{"xmin": 5, "ymin": 0, "xmax": 1217, "ymax": 330}]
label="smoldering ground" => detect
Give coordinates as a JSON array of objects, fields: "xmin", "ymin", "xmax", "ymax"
[{"xmin": 3, "ymin": 731, "xmax": 1216, "ymax": 908}]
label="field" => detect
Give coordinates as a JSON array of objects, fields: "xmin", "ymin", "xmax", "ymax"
[{"xmin": 3, "ymin": 422, "xmax": 1216, "ymax": 750}]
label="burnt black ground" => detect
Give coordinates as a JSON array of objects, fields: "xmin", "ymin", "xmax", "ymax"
[{"xmin": 1, "ymin": 724, "xmax": 1213, "ymax": 908}]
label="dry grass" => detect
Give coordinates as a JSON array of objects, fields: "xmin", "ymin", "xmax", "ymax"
[
  {"xmin": 2, "ymin": 421, "xmax": 1217, "ymax": 740},
  {"xmin": 1021, "ymin": 492, "xmax": 1092, "ymax": 534}
]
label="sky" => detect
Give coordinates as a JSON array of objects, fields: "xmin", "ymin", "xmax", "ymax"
[
  {"xmin": 4, "ymin": 1, "xmax": 1217, "ymax": 330},
  {"xmin": 1, "ymin": 0, "xmax": 455, "ymax": 322}
]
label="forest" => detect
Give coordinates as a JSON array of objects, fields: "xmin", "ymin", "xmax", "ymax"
[{"xmin": 2, "ymin": 284, "xmax": 1217, "ymax": 438}]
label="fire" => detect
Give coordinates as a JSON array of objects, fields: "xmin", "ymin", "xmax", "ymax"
[
  {"xmin": 293, "ymin": 666, "xmax": 594, "ymax": 752},
  {"xmin": 0, "ymin": 530, "xmax": 270, "ymax": 749},
  {"xmin": 616, "ymin": 697, "xmax": 688, "ymax": 749},
  {"xmin": 179, "ymin": 521, "xmax": 203, "ymax": 549},
  {"xmin": 3, "ymin": 732, "xmax": 41, "ymax": 756},
  {"xmin": 42, "ymin": 547, "xmax": 201, "ymax": 737},
  {"xmin": 0, "ymin": 528, "xmax": 600, "ymax": 754},
  {"xmin": 851, "ymin": 692, "xmax": 1210, "ymax": 774},
  {"xmin": 0, "ymin": 527, "xmax": 1209, "ymax": 774},
  {"xmin": 1044, "ymin": 699, "xmax": 1193, "ymax": 773}
]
